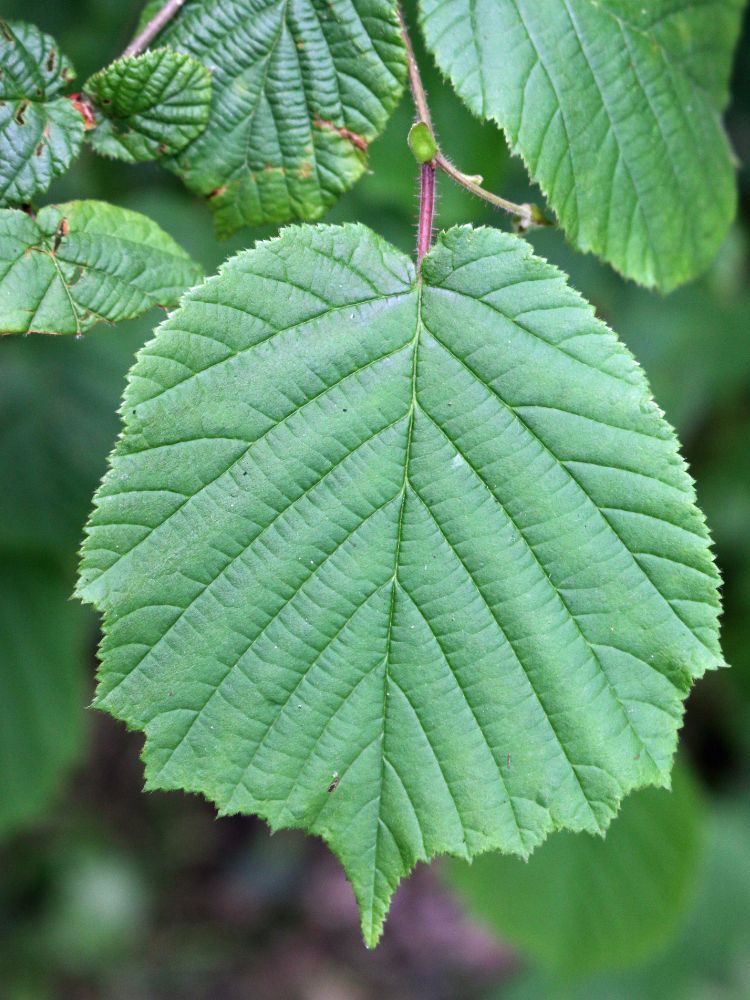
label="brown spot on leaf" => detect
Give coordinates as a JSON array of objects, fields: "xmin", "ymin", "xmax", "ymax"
[
  {"xmin": 313, "ymin": 116, "xmax": 368, "ymax": 153},
  {"xmin": 0, "ymin": 21, "xmax": 13, "ymax": 43},
  {"xmin": 208, "ymin": 185, "xmax": 228, "ymax": 199},
  {"xmin": 52, "ymin": 217, "xmax": 68, "ymax": 253},
  {"xmin": 46, "ymin": 48, "xmax": 56, "ymax": 72},
  {"xmin": 35, "ymin": 141, "xmax": 44, "ymax": 156},
  {"xmin": 298, "ymin": 160, "xmax": 313, "ymax": 180},
  {"xmin": 14, "ymin": 100, "xmax": 29, "ymax": 125}
]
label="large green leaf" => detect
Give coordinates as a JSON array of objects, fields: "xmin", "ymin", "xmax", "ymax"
[
  {"xmin": 0, "ymin": 20, "xmax": 84, "ymax": 207},
  {"xmin": 85, "ymin": 48, "xmax": 212, "ymax": 163},
  {"xmin": 137, "ymin": 0, "xmax": 406, "ymax": 235},
  {"xmin": 0, "ymin": 557, "xmax": 89, "ymax": 838},
  {"xmin": 0, "ymin": 200, "xmax": 202, "ymax": 335},
  {"xmin": 419, "ymin": 0, "xmax": 744, "ymax": 291},
  {"xmin": 444, "ymin": 763, "xmax": 703, "ymax": 977},
  {"xmin": 77, "ymin": 223, "xmax": 722, "ymax": 946}
]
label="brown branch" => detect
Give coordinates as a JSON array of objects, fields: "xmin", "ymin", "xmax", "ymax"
[
  {"xmin": 122, "ymin": 0, "xmax": 186, "ymax": 59},
  {"xmin": 396, "ymin": 5, "xmax": 432, "ymax": 131}
]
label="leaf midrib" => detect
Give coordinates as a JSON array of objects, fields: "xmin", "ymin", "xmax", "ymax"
[{"xmin": 366, "ymin": 273, "xmax": 423, "ymax": 932}]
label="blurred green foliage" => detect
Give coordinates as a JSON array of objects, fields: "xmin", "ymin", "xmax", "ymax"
[
  {"xmin": 444, "ymin": 765, "xmax": 704, "ymax": 979},
  {"xmin": 503, "ymin": 804, "xmax": 750, "ymax": 1000},
  {"xmin": 0, "ymin": 0, "xmax": 749, "ymax": 996}
]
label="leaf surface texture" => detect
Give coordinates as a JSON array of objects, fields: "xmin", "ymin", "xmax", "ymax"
[
  {"xmin": 0, "ymin": 201, "xmax": 203, "ymax": 335},
  {"xmin": 85, "ymin": 48, "xmax": 212, "ymax": 163},
  {"xmin": 78, "ymin": 223, "xmax": 722, "ymax": 944}
]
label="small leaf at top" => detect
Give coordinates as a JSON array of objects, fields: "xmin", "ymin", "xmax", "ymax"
[
  {"xmin": 0, "ymin": 200, "xmax": 203, "ymax": 335},
  {"xmin": 0, "ymin": 20, "xmax": 85, "ymax": 207},
  {"xmin": 77, "ymin": 223, "xmax": 722, "ymax": 946},
  {"xmin": 84, "ymin": 48, "xmax": 212, "ymax": 163},
  {"xmin": 132, "ymin": 0, "xmax": 407, "ymax": 235},
  {"xmin": 419, "ymin": 0, "xmax": 744, "ymax": 291}
]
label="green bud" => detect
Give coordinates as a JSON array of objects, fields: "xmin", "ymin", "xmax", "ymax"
[{"xmin": 408, "ymin": 122, "xmax": 437, "ymax": 164}]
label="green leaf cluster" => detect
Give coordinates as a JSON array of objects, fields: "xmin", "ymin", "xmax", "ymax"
[{"xmin": 0, "ymin": 0, "xmax": 743, "ymax": 955}]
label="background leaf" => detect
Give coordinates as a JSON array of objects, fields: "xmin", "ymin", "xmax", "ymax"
[
  {"xmin": 502, "ymin": 802, "xmax": 750, "ymax": 999},
  {"xmin": 0, "ymin": 321, "xmax": 149, "ymax": 554},
  {"xmin": 419, "ymin": 0, "xmax": 745, "ymax": 290},
  {"xmin": 0, "ymin": 200, "xmax": 202, "ymax": 335},
  {"xmin": 0, "ymin": 557, "xmax": 89, "ymax": 839},
  {"xmin": 77, "ymin": 223, "xmax": 721, "ymax": 946},
  {"xmin": 137, "ymin": 0, "xmax": 407, "ymax": 234},
  {"xmin": 443, "ymin": 763, "xmax": 703, "ymax": 978},
  {"xmin": 0, "ymin": 20, "xmax": 84, "ymax": 207},
  {"xmin": 85, "ymin": 48, "xmax": 212, "ymax": 163}
]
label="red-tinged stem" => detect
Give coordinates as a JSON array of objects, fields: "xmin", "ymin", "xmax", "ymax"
[
  {"xmin": 122, "ymin": 0, "xmax": 186, "ymax": 58},
  {"xmin": 396, "ymin": 2, "xmax": 549, "ymax": 236},
  {"xmin": 397, "ymin": 5, "xmax": 437, "ymax": 266},
  {"xmin": 417, "ymin": 161, "xmax": 436, "ymax": 268}
]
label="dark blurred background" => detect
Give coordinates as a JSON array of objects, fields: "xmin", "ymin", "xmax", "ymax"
[{"xmin": 1, "ymin": 2, "xmax": 750, "ymax": 997}]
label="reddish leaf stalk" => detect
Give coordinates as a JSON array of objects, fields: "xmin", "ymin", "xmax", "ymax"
[{"xmin": 417, "ymin": 161, "xmax": 436, "ymax": 268}]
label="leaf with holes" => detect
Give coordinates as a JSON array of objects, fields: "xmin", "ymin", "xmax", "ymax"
[
  {"xmin": 0, "ymin": 201, "xmax": 202, "ymax": 335},
  {"xmin": 85, "ymin": 48, "xmax": 212, "ymax": 163},
  {"xmin": 419, "ymin": 0, "xmax": 744, "ymax": 291},
  {"xmin": 0, "ymin": 20, "xmax": 84, "ymax": 207},
  {"xmin": 132, "ymin": 0, "xmax": 406, "ymax": 235},
  {"xmin": 444, "ymin": 763, "xmax": 703, "ymax": 976},
  {"xmin": 76, "ymin": 223, "xmax": 722, "ymax": 946}
]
